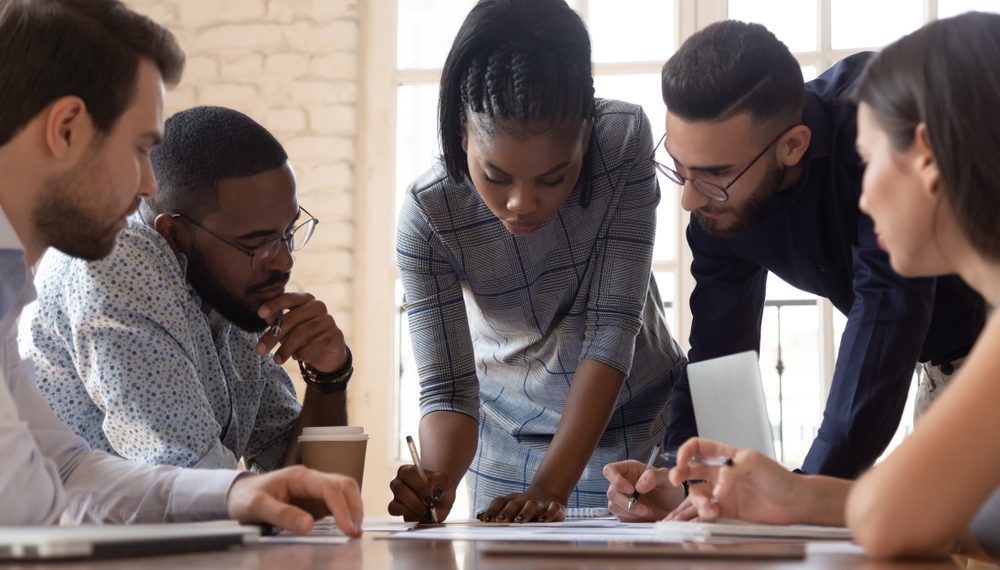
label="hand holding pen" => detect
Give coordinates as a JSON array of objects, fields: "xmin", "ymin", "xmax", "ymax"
[{"xmin": 387, "ymin": 436, "xmax": 453, "ymax": 523}]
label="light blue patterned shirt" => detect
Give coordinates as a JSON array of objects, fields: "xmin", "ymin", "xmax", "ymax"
[
  {"xmin": 19, "ymin": 218, "xmax": 300, "ymax": 471},
  {"xmin": 397, "ymin": 99, "xmax": 686, "ymax": 511}
]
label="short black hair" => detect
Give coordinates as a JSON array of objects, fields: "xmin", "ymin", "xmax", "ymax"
[
  {"xmin": 439, "ymin": 0, "xmax": 595, "ymax": 183},
  {"xmin": 661, "ymin": 20, "xmax": 804, "ymax": 126},
  {"xmin": 144, "ymin": 106, "xmax": 288, "ymax": 219},
  {"xmin": 0, "ymin": 0, "xmax": 184, "ymax": 147}
]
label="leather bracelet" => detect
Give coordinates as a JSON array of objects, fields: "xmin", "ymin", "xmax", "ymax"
[
  {"xmin": 682, "ymin": 479, "xmax": 708, "ymax": 497},
  {"xmin": 299, "ymin": 346, "xmax": 352, "ymax": 394}
]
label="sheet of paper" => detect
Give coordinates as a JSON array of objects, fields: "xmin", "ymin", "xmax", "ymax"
[
  {"xmin": 384, "ymin": 522, "xmax": 675, "ymax": 543},
  {"xmin": 654, "ymin": 519, "xmax": 852, "ymax": 541},
  {"xmin": 257, "ymin": 535, "xmax": 353, "ymax": 545}
]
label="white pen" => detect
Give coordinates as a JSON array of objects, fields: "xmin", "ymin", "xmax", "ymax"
[
  {"xmin": 627, "ymin": 443, "xmax": 661, "ymax": 512},
  {"xmin": 659, "ymin": 451, "xmax": 734, "ymax": 467},
  {"xmin": 405, "ymin": 435, "xmax": 439, "ymax": 523}
]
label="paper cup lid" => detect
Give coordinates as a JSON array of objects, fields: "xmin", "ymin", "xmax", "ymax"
[
  {"xmin": 298, "ymin": 433, "xmax": 370, "ymax": 443},
  {"xmin": 301, "ymin": 426, "xmax": 364, "ymax": 436}
]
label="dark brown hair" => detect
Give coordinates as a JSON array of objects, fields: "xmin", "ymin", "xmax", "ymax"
[
  {"xmin": 857, "ymin": 11, "xmax": 1000, "ymax": 259},
  {"xmin": 0, "ymin": 0, "xmax": 185, "ymax": 146},
  {"xmin": 661, "ymin": 20, "xmax": 804, "ymax": 128}
]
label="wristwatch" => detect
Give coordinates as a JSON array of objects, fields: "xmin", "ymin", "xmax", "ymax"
[{"xmin": 299, "ymin": 346, "xmax": 353, "ymax": 393}]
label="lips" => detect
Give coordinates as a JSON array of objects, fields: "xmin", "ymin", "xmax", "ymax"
[{"xmin": 502, "ymin": 219, "xmax": 542, "ymax": 236}]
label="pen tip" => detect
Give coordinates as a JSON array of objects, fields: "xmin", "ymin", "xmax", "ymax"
[{"xmin": 406, "ymin": 435, "xmax": 414, "ymax": 444}]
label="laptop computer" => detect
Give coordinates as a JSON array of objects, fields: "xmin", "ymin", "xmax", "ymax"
[
  {"xmin": 687, "ymin": 351, "xmax": 777, "ymax": 459},
  {"xmin": 0, "ymin": 521, "xmax": 259, "ymax": 561}
]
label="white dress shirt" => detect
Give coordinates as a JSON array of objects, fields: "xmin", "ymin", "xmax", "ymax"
[{"xmin": 0, "ymin": 208, "xmax": 240, "ymax": 525}]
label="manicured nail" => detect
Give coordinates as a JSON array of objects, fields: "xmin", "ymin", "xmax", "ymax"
[
  {"xmin": 432, "ymin": 488, "xmax": 443, "ymax": 502},
  {"xmin": 514, "ymin": 515, "xmax": 524, "ymax": 523},
  {"xmin": 496, "ymin": 513, "xmax": 506, "ymax": 521},
  {"xmin": 537, "ymin": 516, "xmax": 547, "ymax": 522},
  {"xmin": 476, "ymin": 511, "xmax": 485, "ymax": 521},
  {"xmin": 256, "ymin": 344, "xmax": 266, "ymax": 356},
  {"xmin": 274, "ymin": 355, "xmax": 284, "ymax": 364}
]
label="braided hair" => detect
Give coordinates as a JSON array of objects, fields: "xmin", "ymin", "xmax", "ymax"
[{"xmin": 439, "ymin": 0, "xmax": 595, "ymax": 202}]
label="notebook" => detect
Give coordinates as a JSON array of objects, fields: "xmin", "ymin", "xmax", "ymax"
[
  {"xmin": 687, "ymin": 351, "xmax": 777, "ymax": 459},
  {"xmin": 0, "ymin": 521, "xmax": 260, "ymax": 560}
]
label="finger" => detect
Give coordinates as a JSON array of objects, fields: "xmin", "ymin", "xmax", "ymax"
[
  {"xmin": 389, "ymin": 476, "xmax": 431, "ymax": 516},
  {"xmin": 388, "ymin": 499, "xmax": 429, "ymax": 522},
  {"xmin": 479, "ymin": 496, "xmax": 510, "ymax": 522},
  {"xmin": 258, "ymin": 292, "xmax": 315, "ymax": 322},
  {"xmin": 250, "ymin": 493, "xmax": 316, "ymax": 535},
  {"xmin": 687, "ymin": 484, "xmax": 721, "ymax": 521},
  {"xmin": 537, "ymin": 501, "xmax": 564, "ymax": 523},
  {"xmin": 275, "ymin": 318, "xmax": 332, "ymax": 364},
  {"xmin": 428, "ymin": 472, "xmax": 450, "ymax": 507},
  {"xmin": 634, "ymin": 467, "xmax": 671, "ymax": 494},
  {"xmin": 666, "ymin": 499, "xmax": 699, "ymax": 521},
  {"xmin": 396, "ymin": 465, "xmax": 436, "ymax": 503},
  {"xmin": 320, "ymin": 476, "xmax": 363, "ymax": 537},
  {"xmin": 669, "ymin": 438, "xmax": 738, "ymax": 486},
  {"xmin": 602, "ymin": 460, "xmax": 642, "ymax": 494},
  {"xmin": 291, "ymin": 328, "xmax": 346, "ymax": 365},
  {"xmin": 495, "ymin": 500, "xmax": 523, "ymax": 522},
  {"xmin": 514, "ymin": 501, "xmax": 539, "ymax": 524}
]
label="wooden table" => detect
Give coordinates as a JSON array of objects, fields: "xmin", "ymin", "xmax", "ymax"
[{"xmin": 0, "ymin": 535, "xmax": 963, "ymax": 570}]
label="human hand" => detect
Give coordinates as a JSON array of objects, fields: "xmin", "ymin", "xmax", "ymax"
[
  {"xmin": 387, "ymin": 465, "xmax": 453, "ymax": 522},
  {"xmin": 226, "ymin": 465, "xmax": 363, "ymax": 536},
  {"xmin": 668, "ymin": 437, "xmax": 800, "ymax": 524},
  {"xmin": 603, "ymin": 460, "xmax": 685, "ymax": 522},
  {"xmin": 255, "ymin": 292, "xmax": 347, "ymax": 372},
  {"xmin": 477, "ymin": 488, "xmax": 566, "ymax": 523}
]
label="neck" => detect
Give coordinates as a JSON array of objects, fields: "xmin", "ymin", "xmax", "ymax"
[
  {"xmin": 0, "ymin": 151, "xmax": 47, "ymax": 265},
  {"xmin": 954, "ymin": 250, "xmax": 1000, "ymax": 306},
  {"xmin": 779, "ymin": 160, "xmax": 806, "ymax": 192}
]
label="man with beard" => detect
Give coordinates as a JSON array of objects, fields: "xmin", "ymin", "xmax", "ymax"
[
  {"xmin": 0, "ymin": 0, "xmax": 361, "ymax": 533},
  {"xmin": 20, "ymin": 105, "xmax": 353, "ymax": 473},
  {"xmin": 649, "ymin": 21, "xmax": 985, "ymax": 480}
]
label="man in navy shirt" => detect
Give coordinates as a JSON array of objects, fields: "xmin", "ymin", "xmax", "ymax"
[{"xmin": 658, "ymin": 21, "xmax": 985, "ymax": 478}]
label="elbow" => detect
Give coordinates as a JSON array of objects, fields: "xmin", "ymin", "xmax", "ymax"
[{"xmin": 847, "ymin": 480, "xmax": 947, "ymax": 559}]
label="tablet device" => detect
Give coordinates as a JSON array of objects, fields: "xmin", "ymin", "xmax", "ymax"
[
  {"xmin": 0, "ymin": 521, "xmax": 259, "ymax": 560},
  {"xmin": 687, "ymin": 351, "xmax": 777, "ymax": 459}
]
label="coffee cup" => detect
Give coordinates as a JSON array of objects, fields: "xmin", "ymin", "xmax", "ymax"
[{"xmin": 298, "ymin": 426, "xmax": 369, "ymax": 489}]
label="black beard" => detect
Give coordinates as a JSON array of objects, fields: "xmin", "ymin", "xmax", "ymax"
[
  {"xmin": 695, "ymin": 157, "xmax": 786, "ymax": 239},
  {"xmin": 183, "ymin": 247, "xmax": 287, "ymax": 333}
]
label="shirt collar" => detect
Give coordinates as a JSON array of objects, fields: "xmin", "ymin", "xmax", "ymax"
[{"xmin": 0, "ymin": 206, "xmax": 26, "ymax": 253}]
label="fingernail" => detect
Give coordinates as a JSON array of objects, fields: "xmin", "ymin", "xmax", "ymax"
[
  {"xmin": 297, "ymin": 515, "xmax": 312, "ymax": 532},
  {"xmin": 274, "ymin": 355, "xmax": 284, "ymax": 364},
  {"xmin": 423, "ymin": 496, "xmax": 434, "ymax": 508},
  {"xmin": 713, "ymin": 484, "xmax": 722, "ymax": 496},
  {"xmin": 476, "ymin": 511, "xmax": 485, "ymax": 521},
  {"xmin": 537, "ymin": 516, "xmax": 546, "ymax": 523},
  {"xmin": 432, "ymin": 488, "xmax": 443, "ymax": 501},
  {"xmin": 496, "ymin": 514, "xmax": 506, "ymax": 521},
  {"xmin": 514, "ymin": 515, "xmax": 523, "ymax": 523},
  {"xmin": 255, "ymin": 344, "xmax": 266, "ymax": 356}
]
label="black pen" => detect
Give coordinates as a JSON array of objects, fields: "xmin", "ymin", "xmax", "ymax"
[
  {"xmin": 405, "ymin": 435, "xmax": 438, "ymax": 523},
  {"xmin": 627, "ymin": 443, "xmax": 661, "ymax": 512}
]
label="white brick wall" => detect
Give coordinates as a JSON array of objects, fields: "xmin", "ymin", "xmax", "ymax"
[{"xmin": 126, "ymin": 0, "xmax": 360, "ymax": 358}]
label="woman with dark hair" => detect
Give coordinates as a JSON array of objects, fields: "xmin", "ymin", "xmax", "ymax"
[
  {"xmin": 604, "ymin": 11, "xmax": 1000, "ymax": 561},
  {"xmin": 388, "ymin": 0, "xmax": 685, "ymax": 522}
]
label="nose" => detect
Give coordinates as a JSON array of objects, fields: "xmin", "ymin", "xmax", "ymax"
[
  {"xmin": 261, "ymin": 239, "xmax": 294, "ymax": 273},
  {"xmin": 506, "ymin": 184, "xmax": 539, "ymax": 216},
  {"xmin": 679, "ymin": 181, "xmax": 711, "ymax": 212},
  {"xmin": 139, "ymin": 157, "xmax": 157, "ymax": 200}
]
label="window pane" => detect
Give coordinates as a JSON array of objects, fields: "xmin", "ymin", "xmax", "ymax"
[
  {"xmin": 588, "ymin": 0, "xmax": 676, "ymax": 62},
  {"xmin": 397, "ymin": 0, "xmax": 477, "ymax": 69},
  {"xmin": 654, "ymin": 271, "xmax": 677, "ymax": 336},
  {"xmin": 728, "ymin": 0, "xmax": 819, "ymax": 53},
  {"xmin": 801, "ymin": 65, "xmax": 818, "ymax": 82},
  {"xmin": 594, "ymin": 73, "xmax": 677, "ymax": 262},
  {"xmin": 395, "ymin": 84, "xmax": 440, "ymax": 224},
  {"xmin": 832, "ymin": 0, "xmax": 924, "ymax": 49},
  {"xmin": 939, "ymin": 0, "xmax": 1000, "ymax": 17}
]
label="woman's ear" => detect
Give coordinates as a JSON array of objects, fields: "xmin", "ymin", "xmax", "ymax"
[
  {"xmin": 153, "ymin": 213, "xmax": 188, "ymax": 254},
  {"xmin": 912, "ymin": 123, "xmax": 940, "ymax": 198},
  {"xmin": 777, "ymin": 123, "xmax": 811, "ymax": 167}
]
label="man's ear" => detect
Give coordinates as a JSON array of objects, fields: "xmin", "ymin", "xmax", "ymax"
[
  {"xmin": 43, "ymin": 96, "xmax": 93, "ymax": 161},
  {"xmin": 777, "ymin": 123, "xmax": 811, "ymax": 167},
  {"xmin": 153, "ymin": 213, "xmax": 188, "ymax": 254},
  {"xmin": 912, "ymin": 123, "xmax": 940, "ymax": 198}
]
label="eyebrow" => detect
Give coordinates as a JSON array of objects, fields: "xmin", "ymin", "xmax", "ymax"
[
  {"xmin": 480, "ymin": 157, "xmax": 572, "ymax": 179},
  {"xmin": 663, "ymin": 144, "xmax": 733, "ymax": 174},
  {"xmin": 234, "ymin": 209, "xmax": 302, "ymax": 241}
]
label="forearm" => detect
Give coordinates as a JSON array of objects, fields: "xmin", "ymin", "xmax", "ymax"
[
  {"xmin": 419, "ymin": 410, "xmax": 478, "ymax": 490},
  {"xmin": 791, "ymin": 474, "xmax": 852, "ymax": 526},
  {"xmin": 529, "ymin": 359, "xmax": 625, "ymax": 500},
  {"xmin": 282, "ymin": 389, "xmax": 347, "ymax": 466}
]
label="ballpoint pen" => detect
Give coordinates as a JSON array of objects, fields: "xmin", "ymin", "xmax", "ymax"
[
  {"xmin": 627, "ymin": 443, "xmax": 661, "ymax": 512},
  {"xmin": 659, "ymin": 451, "xmax": 735, "ymax": 467},
  {"xmin": 405, "ymin": 435, "xmax": 439, "ymax": 523}
]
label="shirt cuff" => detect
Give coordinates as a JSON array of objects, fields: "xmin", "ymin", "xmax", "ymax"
[
  {"xmin": 583, "ymin": 326, "xmax": 639, "ymax": 376},
  {"xmin": 167, "ymin": 468, "xmax": 244, "ymax": 522}
]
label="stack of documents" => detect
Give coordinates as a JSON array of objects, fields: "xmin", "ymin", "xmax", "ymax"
[{"xmin": 654, "ymin": 519, "xmax": 852, "ymax": 541}]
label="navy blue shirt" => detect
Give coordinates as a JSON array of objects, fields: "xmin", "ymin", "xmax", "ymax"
[{"xmin": 664, "ymin": 52, "xmax": 986, "ymax": 479}]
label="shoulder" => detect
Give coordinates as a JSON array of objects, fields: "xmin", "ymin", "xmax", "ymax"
[
  {"xmin": 400, "ymin": 160, "xmax": 489, "ymax": 235},
  {"xmin": 592, "ymin": 98, "xmax": 653, "ymax": 157},
  {"xmin": 807, "ymin": 52, "xmax": 874, "ymax": 102}
]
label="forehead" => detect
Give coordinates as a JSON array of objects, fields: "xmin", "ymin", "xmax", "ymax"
[
  {"xmin": 207, "ymin": 163, "xmax": 298, "ymax": 229},
  {"xmin": 664, "ymin": 111, "xmax": 761, "ymax": 165},
  {"xmin": 112, "ymin": 58, "xmax": 165, "ymax": 138},
  {"xmin": 467, "ymin": 115, "xmax": 583, "ymax": 168}
]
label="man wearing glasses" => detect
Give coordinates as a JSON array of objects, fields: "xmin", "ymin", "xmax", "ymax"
[
  {"xmin": 19, "ymin": 105, "xmax": 352, "ymax": 472},
  {"xmin": 650, "ymin": 21, "xmax": 984, "ymax": 481}
]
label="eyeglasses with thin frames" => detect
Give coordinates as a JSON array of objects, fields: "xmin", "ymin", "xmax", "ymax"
[
  {"xmin": 650, "ymin": 124, "xmax": 801, "ymax": 202},
  {"xmin": 171, "ymin": 206, "xmax": 318, "ymax": 269}
]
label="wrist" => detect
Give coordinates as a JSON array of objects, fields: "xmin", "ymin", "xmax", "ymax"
[{"xmin": 300, "ymin": 346, "xmax": 352, "ymax": 394}]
